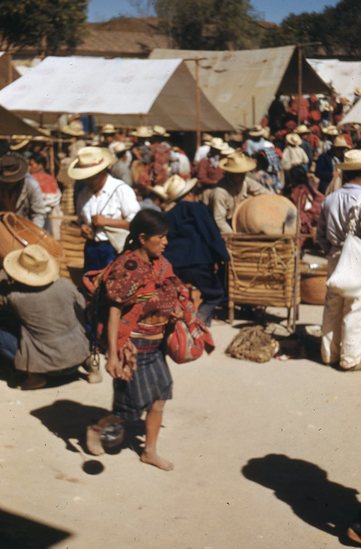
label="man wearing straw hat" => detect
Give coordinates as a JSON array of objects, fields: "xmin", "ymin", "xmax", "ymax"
[
  {"xmin": 0, "ymin": 244, "xmax": 90, "ymax": 390},
  {"xmin": 0, "ymin": 153, "xmax": 46, "ymax": 228},
  {"xmin": 317, "ymin": 149, "xmax": 361, "ymax": 371},
  {"xmin": 207, "ymin": 152, "xmax": 268, "ymax": 234},
  {"xmin": 69, "ymin": 146, "xmax": 140, "ymax": 271}
]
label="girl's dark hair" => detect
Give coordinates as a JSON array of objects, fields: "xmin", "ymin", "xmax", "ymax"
[
  {"xmin": 123, "ymin": 209, "xmax": 168, "ymax": 251},
  {"xmin": 30, "ymin": 152, "xmax": 46, "ymax": 167}
]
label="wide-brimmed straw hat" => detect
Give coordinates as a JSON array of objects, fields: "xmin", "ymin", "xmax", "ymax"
[
  {"xmin": 131, "ymin": 126, "xmax": 154, "ymax": 138},
  {"xmin": 285, "ymin": 133, "xmax": 302, "ymax": 146},
  {"xmin": 61, "ymin": 120, "xmax": 85, "ymax": 137},
  {"xmin": 68, "ymin": 146, "xmax": 114, "ymax": 180},
  {"xmin": 153, "ymin": 125, "xmax": 170, "ymax": 137},
  {"xmin": 162, "ymin": 174, "xmax": 198, "ymax": 202},
  {"xmin": 111, "ymin": 141, "xmax": 132, "ymax": 154},
  {"xmin": 0, "ymin": 154, "xmax": 28, "ymax": 183},
  {"xmin": 204, "ymin": 137, "xmax": 226, "ymax": 151},
  {"xmin": 101, "ymin": 123, "xmax": 116, "ymax": 134},
  {"xmin": 295, "ymin": 124, "xmax": 310, "ymax": 135},
  {"xmin": 248, "ymin": 125, "xmax": 265, "ymax": 138},
  {"xmin": 9, "ymin": 136, "xmax": 30, "ymax": 151},
  {"xmin": 339, "ymin": 150, "xmax": 361, "ymax": 171},
  {"xmin": 3, "ymin": 244, "xmax": 59, "ymax": 287},
  {"xmin": 354, "ymin": 88, "xmax": 361, "ymax": 97},
  {"xmin": 202, "ymin": 132, "xmax": 213, "ymax": 143},
  {"xmin": 333, "ymin": 136, "xmax": 351, "ymax": 149},
  {"xmin": 322, "ymin": 125, "xmax": 339, "ymax": 136},
  {"xmin": 149, "ymin": 184, "xmax": 168, "ymax": 200},
  {"xmin": 220, "ymin": 144, "xmax": 235, "ymax": 156},
  {"xmin": 219, "ymin": 152, "xmax": 256, "ymax": 173}
]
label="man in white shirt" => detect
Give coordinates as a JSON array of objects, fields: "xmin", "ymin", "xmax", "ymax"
[{"xmin": 68, "ymin": 146, "xmax": 140, "ymax": 271}]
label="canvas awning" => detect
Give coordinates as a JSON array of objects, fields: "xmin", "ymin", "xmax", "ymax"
[
  {"xmin": 150, "ymin": 46, "xmax": 330, "ymax": 128},
  {"xmin": 308, "ymin": 58, "xmax": 361, "ymax": 101},
  {"xmin": 0, "ymin": 56, "xmax": 234, "ymax": 131},
  {"xmin": 0, "ymin": 105, "xmax": 44, "ymax": 137}
]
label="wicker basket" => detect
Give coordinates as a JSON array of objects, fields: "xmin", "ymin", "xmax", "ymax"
[
  {"xmin": 225, "ymin": 233, "xmax": 300, "ymax": 327},
  {"xmin": 60, "ymin": 218, "xmax": 85, "ymax": 286},
  {"xmin": 0, "ymin": 212, "xmax": 63, "ymax": 266}
]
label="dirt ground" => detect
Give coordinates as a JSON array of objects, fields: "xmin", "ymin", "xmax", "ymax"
[{"xmin": 0, "ymin": 303, "xmax": 360, "ymax": 549}]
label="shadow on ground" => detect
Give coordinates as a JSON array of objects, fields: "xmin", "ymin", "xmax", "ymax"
[
  {"xmin": 242, "ymin": 454, "xmax": 361, "ymax": 546},
  {"xmin": 0, "ymin": 507, "xmax": 71, "ymax": 548},
  {"xmin": 30, "ymin": 399, "xmax": 145, "ymax": 457}
]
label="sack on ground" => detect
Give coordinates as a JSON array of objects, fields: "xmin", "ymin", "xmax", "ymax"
[{"xmin": 226, "ymin": 325, "xmax": 279, "ymax": 363}]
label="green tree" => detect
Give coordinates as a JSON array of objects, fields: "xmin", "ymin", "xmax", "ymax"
[
  {"xmin": 0, "ymin": 0, "xmax": 88, "ymax": 56},
  {"xmin": 155, "ymin": 0, "xmax": 261, "ymax": 50}
]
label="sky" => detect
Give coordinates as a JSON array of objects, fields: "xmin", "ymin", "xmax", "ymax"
[{"xmin": 88, "ymin": 0, "xmax": 340, "ymax": 24}]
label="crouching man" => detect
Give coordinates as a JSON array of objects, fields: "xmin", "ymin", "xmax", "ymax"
[{"xmin": 0, "ymin": 245, "xmax": 91, "ymax": 389}]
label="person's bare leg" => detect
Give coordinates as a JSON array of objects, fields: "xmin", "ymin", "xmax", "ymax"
[{"xmin": 140, "ymin": 400, "xmax": 173, "ymax": 471}]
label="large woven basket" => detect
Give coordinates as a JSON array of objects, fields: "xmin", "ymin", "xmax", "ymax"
[
  {"xmin": 0, "ymin": 212, "xmax": 63, "ymax": 266},
  {"xmin": 60, "ymin": 218, "xmax": 85, "ymax": 287}
]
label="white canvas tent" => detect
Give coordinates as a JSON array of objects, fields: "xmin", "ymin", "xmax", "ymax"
[
  {"xmin": 150, "ymin": 46, "xmax": 330, "ymax": 128},
  {"xmin": 0, "ymin": 56, "xmax": 233, "ymax": 131},
  {"xmin": 308, "ymin": 58, "xmax": 361, "ymax": 101}
]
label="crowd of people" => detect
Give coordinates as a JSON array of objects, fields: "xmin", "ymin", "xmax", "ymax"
[{"xmin": 1, "ymin": 91, "xmax": 361, "ymax": 488}]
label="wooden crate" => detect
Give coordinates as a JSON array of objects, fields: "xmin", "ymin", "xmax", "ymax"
[{"xmin": 225, "ymin": 233, "xmax": 301, "ymax": 328}]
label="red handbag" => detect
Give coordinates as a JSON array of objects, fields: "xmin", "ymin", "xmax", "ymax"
[{"xmin": 166, "ymin": 317, "xmax": 214, "ymax": 364}]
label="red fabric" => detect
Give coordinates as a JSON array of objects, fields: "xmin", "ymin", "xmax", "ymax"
[
  {"xmin": 196, "ymin": 157, "xmax": 223, "ymax": 186},
  {"xmin": 32, "ymin": 171, "xmax": 59, "ymax": 194},
  {"xmin": 290, "ymin": 184, "xmax": 324, "ymax": 234},
  {"xmin": 83, "ymin": 250, "xmax": 214, "ymax": 366}
]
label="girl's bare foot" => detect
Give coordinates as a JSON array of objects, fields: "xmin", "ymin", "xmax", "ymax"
[{"xmin": 140, "ymin": 450, "xmax": 174, "ymax": 471}]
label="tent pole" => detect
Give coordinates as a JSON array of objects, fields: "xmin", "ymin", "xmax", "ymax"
[
  {"xmin": 297, "ymin": 45, "xmax": 302, "ymax": 125},
  {"xmin": 7, "ymin": 50, "xmax": 12, "ymax": 84},
  {"xmin": 252, "ymin": 96, "xmax": 256, "ymax": 125},
  {"xmin": 184, "ymin": 57, "xmax": 206, "ymax": 149}
]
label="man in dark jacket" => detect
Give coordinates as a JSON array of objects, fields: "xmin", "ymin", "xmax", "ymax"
[{"xmin": 162, "ymin": 175, "xmax": 229, "ymax": 326}]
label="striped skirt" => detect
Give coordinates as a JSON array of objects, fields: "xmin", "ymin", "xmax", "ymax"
[{"xmin": 113, "ymin": 338, "xmax": 173, "ymax": 421}]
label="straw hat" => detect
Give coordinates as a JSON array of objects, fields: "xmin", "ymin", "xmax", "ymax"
[
  {"xmin": 339, "ymin": 150, "xmax": 361, "ymax": 171},
  {"xmin": 295, "ymin": 124, "xmax": 310, "ymax": 135},
  {"xmin": 219, "ymin": 152, "xmax": 256, "ymax": 173},
  {"xmin": 285, "ymin": 133, "xmax": 302, "ymax": 146},
  {"xmin": 68, "ymin": 146, "xmax": 114, "ymax": 180},
  {"xmin": 111, "ymin": 141, "xmax": 131, "ymax": 154},
  {"xmin": 153, "ymin": 125, "xmax": 170, "ymax": 137},
  {"xmin": 333, "ymin": 136, "xmax": 351, "ymax": 149},
  {"xmin": 202, "ymin": 132, "xmax": 213, "ymax": 143},
  {"xmin": 204, "ymin": 137, "xmax": 226, "ymax": 151},
  {"xmin": 61, "ymin": 120, "xmax": 85, "ymax": 137},
  {"xmin": 0, "ymin": 154, "xmax": 28, "ymax": 183},
  {"xmin": 220, "ymin": 144, "xmax": 235, "ymax": 156},
  {"xmin": 162, "ymin": 174, "xmax": 198, "ymax": 202},
  {"xmin": 9, "ymin": 136, "xmax": 30, "ymax": 151},
  {"xmin": 322, "ymin": 125, "xmax": 339, "ymax": 136},
  {"xmin": 3, "ymin": 244, "xmax": 59, "ymax": 287},
  {"xmin": 354, "ymin": 88, "xmax": 361, "ymax": 97},
  {"xmin": 248, "ymin": 125, "xmax": 265, "ymax": 137},
  {"xmin": 131, "ymin": 126, "xmax": 154, "ymax": 138},
  {"xmin": 149, "ymin": 184, "xmax": 168, "ymax": 200},
  {"xmin": 101, "ymin": 123, "xmax": 116, "ymax": 134}
]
